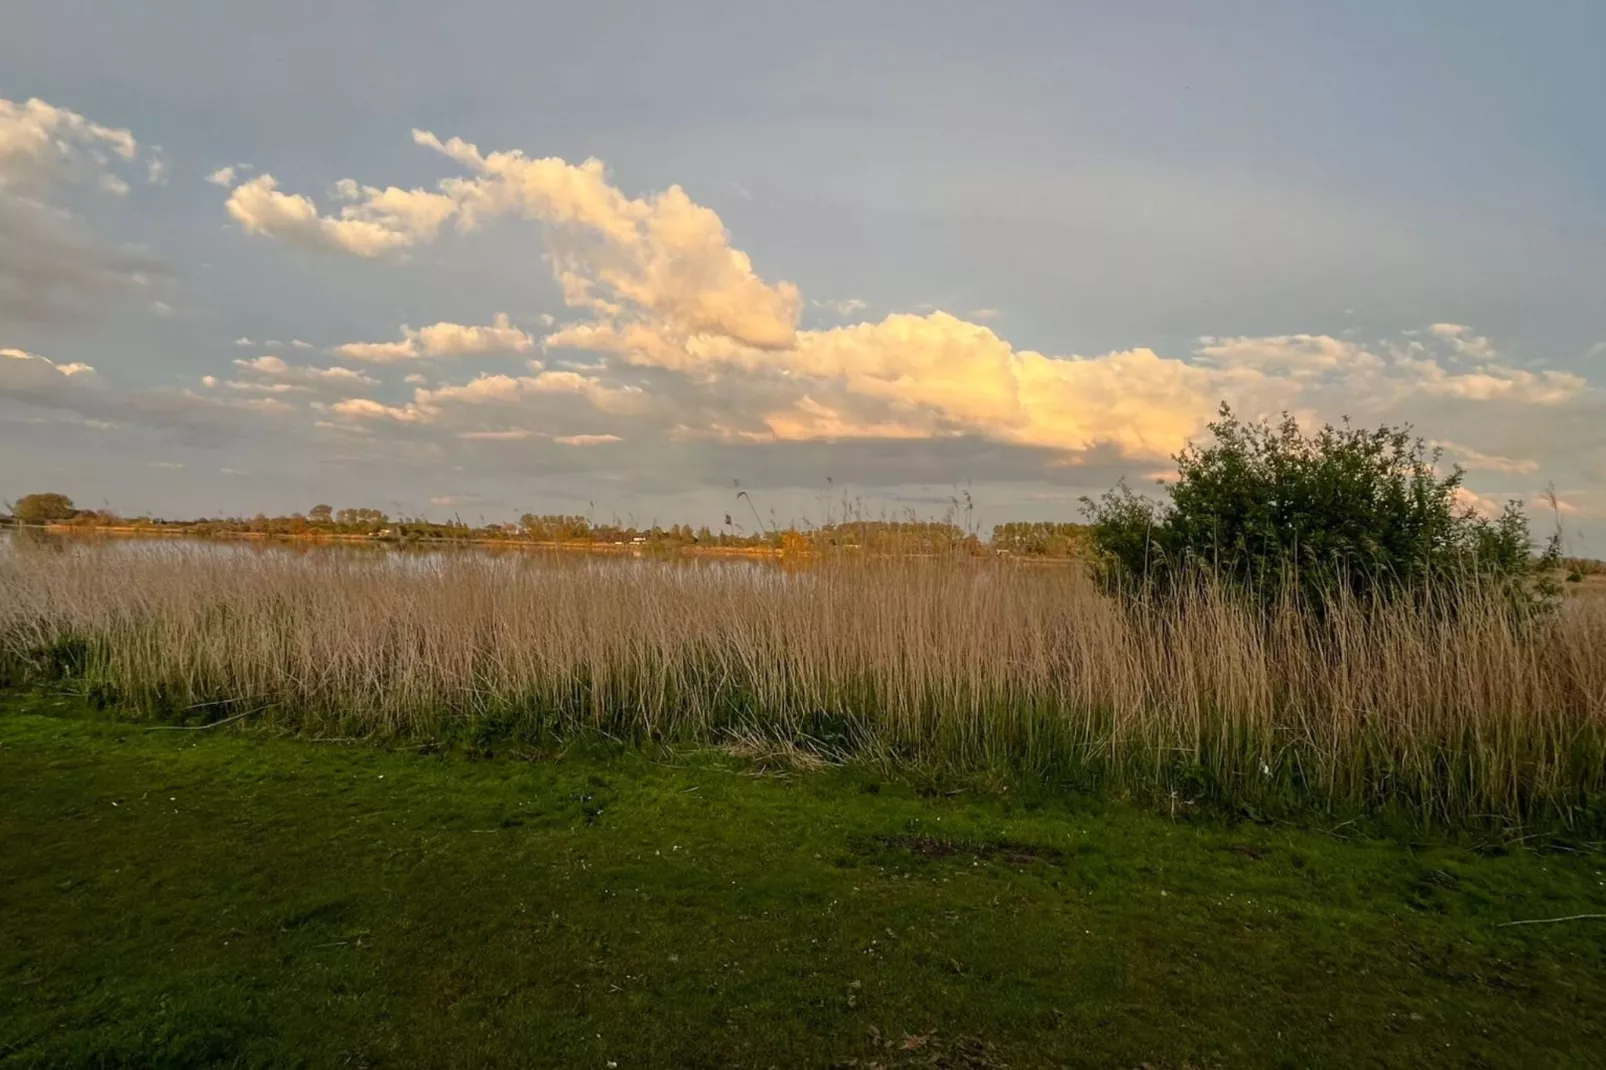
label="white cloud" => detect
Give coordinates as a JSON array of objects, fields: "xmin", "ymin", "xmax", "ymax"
[
  {"xmin": 324, "ymin": 368, "xmax": 648, "ymax": 431},
  {"xmin": 232, "ymin": 132, "xmax": 1603, "ymax": 495},
  {"xmin": 554, "ymin": 433, "xmax": 622, "ymax": 446},
  {"xmin": 1196, "ymin": 333, "xmax": 1382, "ymax": 378},
  {"xmin": 226, "ymin": 354, "xmax": 377, "ymax": 391},
  {"xmin": 206, "ymin": 166, "xmax": 237, "ymax": 187},
  {"xmin": 0, "ymin": 96, "xmax": 137, "ymax": 194},
  {"xmin": 460, "ymin": 428, "xmax": 534, "ymax": 441},
  {"xmin": 1, "ymin": 346, "xmax": 291, "ymax": 435},
  {"xmin": 815, "ymin": 298, "xmax": 868, "ymax": 317},
  {"xmin": 1, "ymin": 96, "xmax": 165, "ymax": 327},
  {"xmin": 328, "ymin": 338, "xmax": 417, "ymax": 363},
  {"xmin": 1429, "ymin": 322, "xmax": 1497, "ymax": 360},
  {"xmin": 1434, "ymin": 441, "xmax": 1540, "ymax": 475},
  {"xmin": 225, "ymin": 173, "xmax": 457, "ymax": 257},
  {"xmin": 1400, "ymin": 356, "xmax": 1585, "ymax": 404},
  {"xmin": 327, "ymin": 397, "xmax": 427, "ymax": 423},
  {"xmin": 1452, "ymin": 486, "xmax": 1509, "ymax": 519},
  {"xmin": 225, "ymin": 130, "xmax": 802, "ymax": 347},
  {"xmin": 332, "ymin": 313, "xmax": 533, "ymax": 362},
  {"xmin": 290, "ymin": 339, "xmax": 313, "ymax": 349},
  {"xmin": 2, "ymin": 346, "xmax": 98, "ymax": 382}
]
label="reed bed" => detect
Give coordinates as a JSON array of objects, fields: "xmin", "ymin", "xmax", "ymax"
[{"xmin": 3, "ymin": 539, "xmax": 1604, "ymax": 826}]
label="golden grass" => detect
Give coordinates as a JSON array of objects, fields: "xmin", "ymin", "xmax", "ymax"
[{"xmin": 3, "ymin": 540, "xmax": 1603, "ymax": 825}]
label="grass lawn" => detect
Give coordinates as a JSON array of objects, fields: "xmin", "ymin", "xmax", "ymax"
[{"xmin": 3, "ymin": 694, "xmax": 1605, "ymax": 1068}]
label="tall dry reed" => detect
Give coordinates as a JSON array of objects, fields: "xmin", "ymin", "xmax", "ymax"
[{"xmin": 2, "ymin": 539, "xmax": 1603, "ymax": 825}]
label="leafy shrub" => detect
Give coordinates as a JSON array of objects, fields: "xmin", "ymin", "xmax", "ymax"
[
  {"xmin": 11, "ymin": 491, "xmax": 77, "ymax": 524},
  {"xmin": 1082, "ymin": 405, "xmax": 1554, "ymax": 605}
]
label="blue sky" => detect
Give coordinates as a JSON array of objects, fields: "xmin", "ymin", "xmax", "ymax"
[{"xmin": 2, "ymin": 2, "xmax": 1602, "ymax": 545}]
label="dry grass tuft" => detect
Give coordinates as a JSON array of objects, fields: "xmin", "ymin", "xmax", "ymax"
[{"xmin": 720, "ymin": 730, "xmax": 835, "ymax": 774}]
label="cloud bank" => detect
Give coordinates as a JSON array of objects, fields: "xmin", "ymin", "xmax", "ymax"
[
  {"xmin": 0, "ymin": 96, "xmax": 166, "ymax": 326},
  {"xmin": 214, "ymin": 128, "xmax": 1596, "ymax": 511}
]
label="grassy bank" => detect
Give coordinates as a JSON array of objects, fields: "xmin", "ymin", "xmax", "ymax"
[
  {"xmin": 3, "ymin": 693, "xmax": 1605, "ymax": 1068},
  {"xmin": 4, "ymin": 544, "xmax": 1605, "ymax": 827}
]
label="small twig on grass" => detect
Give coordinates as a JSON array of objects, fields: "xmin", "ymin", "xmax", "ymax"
[
  {"xmin": 144, "ymin": 706, "xmax": 267, "ymax": 732},
  {"xmin": 1497, "ymin": 914, "xmax": 1606, "ymax": 928}
]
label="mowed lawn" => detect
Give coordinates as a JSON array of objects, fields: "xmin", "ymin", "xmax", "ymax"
[{"xmin": 3, "ymin": 696, "xmax": 1605, "ymax": 1069}]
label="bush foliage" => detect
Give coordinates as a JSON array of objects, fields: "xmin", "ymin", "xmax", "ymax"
[
  {"xmin": 1083, "ymin": 406, "xmax": 1553, "ymax": 603},
  {"xmin": 11, "ymin": 492, "xmax": 77, "ymax": 525}
]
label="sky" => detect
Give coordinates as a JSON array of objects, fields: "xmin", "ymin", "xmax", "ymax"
[{"xmin": 2, "ymin": 2, "xmax": 1603, "ymax": 547}]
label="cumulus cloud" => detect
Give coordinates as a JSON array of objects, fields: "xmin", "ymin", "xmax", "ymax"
[
  {"xmin": 0, "ymin": 346, "xmax": 288, "ymax": 438},
  {"xmin": 815, "ymin": 298, "xmax": 868, "ymax": 317},
  {"xmin": 0, "ymin": 97, "xmax": 137, "ymax": 194},
  {"xmin": 232, "ymin": 130, "xmax": 1601, "ymax": 504},
  {"xmin": 206, "ymin": 166, "xmax": 236, "ymax": 187},
  {"xmin": 1, "ymin": 96, "xmax": 167, "ymax": 326},
  {"xmin": 554, "ymin": 433, "xmax": 623, "ymax": 446},
  {"xmin": 459, "ymin": 428, "xmax": 534, "ymax": 441},
  {"xmin": 1429, "ymin": 322, "xmax": 1497, "ymax": 361},
  {"xmin": 331, "ymin": 313, "xmax": 534, "ymax": 361},
  {"xmin": 212, "ymin": 354, "xmax": 378, "ymax": 395},
  {"xmin": 1452, "ymin": 485, "xmax": 1510, "ymax": 519},
  {"xmin": 222, "ymin": 130, "xmax": 802, "ymax": 347},
  {"xmin": 321, "ymin": 367, "xmax": 648, "ymax": 432},
  {"xmin": 225, "ymin": 173, "xmax": 457, "ymax": 257},
  {"xmin": 2, "ymin": 346, "xmax": 98, "ymax": 385},
  {"xmin": 1198, "ymin": 332, "xmax": 1586, "ymax": 406},
  {"xmin": 1434, "ymin": 441, "xmax": 1540, "ymax": 476}
]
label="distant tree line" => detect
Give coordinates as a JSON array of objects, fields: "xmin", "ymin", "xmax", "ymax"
[{"xmin": 1, "ymin": 493, "xmax": 1087, "ymax": 557}]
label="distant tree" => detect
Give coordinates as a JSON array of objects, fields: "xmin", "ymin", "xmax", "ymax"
[
  {"xmin": 991, "ymin": 521, "xmax": 1091, "ymax": 557},
  {"xmin": 13, "ymin": 492, "xmax": 77, "ymax": 524},
  {"xmin": 308, "ymin": 504, "xmax": 334, "ymax": 523},
  {"xmin": 1082, "ymin": 405, "xmax": 1554, "ymax": 604}
]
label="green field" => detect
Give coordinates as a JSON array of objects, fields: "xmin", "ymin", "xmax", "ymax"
[{"xmin": 3, "ymin": 694, "xmax": 1605, "ymax": 1069}]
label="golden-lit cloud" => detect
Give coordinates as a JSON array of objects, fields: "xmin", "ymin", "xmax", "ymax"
[
  {"xmin": 331, "ymin": 313, "xmax": 534, "ymax": 362},
  {"xmin": 223, "ymin": 129, "xmax": 1601, "ymax": 495},
  {"xmin": 554, "ymin": 433, "xmax": 623, "ymax": 446},
  {"xmin": 2, "ymin": 346, "xmax": 294, "ymax": 433},
  {"xmin": 1434, "ymin": 441, "xmax": 1540, "ymax": 476},
  {"xmin": 217, "ymin": 355, "xmax": 378, "ymax": 394},
  {"xmin": 1, "ymin": 96, "xmax": 167, "ymax": 327},
  {"xmin": 0, "ymin": 97, "xmax": 137, "ymax": 193},
  {"xmin": 225, "ymin": 174, "xmax": 457, "ymax": 257}
]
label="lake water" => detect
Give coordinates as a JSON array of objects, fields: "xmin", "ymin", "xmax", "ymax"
[{"xmin": 0, "ymin": 528, "xmax": 793, "ymax": 581}]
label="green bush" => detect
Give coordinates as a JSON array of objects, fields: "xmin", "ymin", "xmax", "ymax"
[
  {"xmin": 11, "ymin": 491, "xmax": 77, "ymax": 525},
  {"xmin": 1082, "ymin": 405, "xmax": 1553, "ymax": 604}
]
